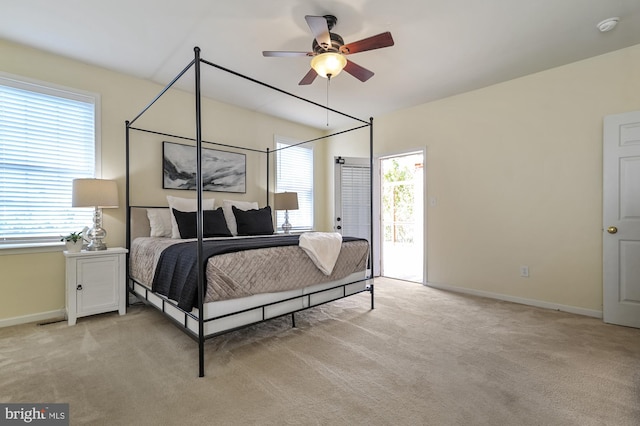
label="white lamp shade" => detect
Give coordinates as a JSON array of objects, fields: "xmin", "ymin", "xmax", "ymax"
[
  {"xmin": 274, "ymin": 192, "xmax": 299, "ymax": 211},
  {"xmin": 311, "ymin": 52, "xmax": 347, "ymax": 78},
  {"xmin": 72, "ymin": 179, "xmax": 119, "ymax": 208}
]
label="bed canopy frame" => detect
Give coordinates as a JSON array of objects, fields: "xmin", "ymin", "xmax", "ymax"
[{"xmin": 125, "ymin": 47, "xmax": 374, "ymax": 377}]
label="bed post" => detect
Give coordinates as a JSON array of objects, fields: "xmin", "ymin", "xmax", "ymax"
[
  {"xmin": 125, "ymin": 120, "xmax": 131, "ymax": 308},
  {"xmin": 194, "ymin": 46, "xmax": 206, "ymax": 378},
  {"xmin": 369, "ymin": 117, "xmax": 375, "ymax": 310},
  {"xmin": 370, "ymin": 283, "xmax": 375, "ymax": 309},
  {"xmin": 266, "ymin": 147, "xmax": 270, "ymax": 207}
]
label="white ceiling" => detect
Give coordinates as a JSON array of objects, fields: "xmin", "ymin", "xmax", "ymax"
[{"xmin": 2, "ymin": 0, "xmax": 640, "ymax": 129}]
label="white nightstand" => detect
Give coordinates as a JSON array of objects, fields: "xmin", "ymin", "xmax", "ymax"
[{"xmin": 64, "ymin": 247, "xmax": 128, "ymax": 325}]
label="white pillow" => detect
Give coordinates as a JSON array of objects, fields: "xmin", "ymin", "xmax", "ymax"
[
  {"xmin": 167, "ymin": 195, "xmax": 215, "ymax": 239},
  {"xmin": 222, "ymin": 200, "xmax": 258, "ymax": 236},
  {"xmin": 146, "ymin": 208, "xmax": 172, "ymax": 238}
]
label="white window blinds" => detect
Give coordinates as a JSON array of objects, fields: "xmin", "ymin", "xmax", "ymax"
[
  {"xmin": 275, "ymin": 139, "xmax": 313, "ymax": 231},
  {"xmin": 339, "ymin": 163, "xmax": 370, "ymax": 241},
  {"xmin": 0, "ymin": 75, "xmax": 96, "ymax": 246}
]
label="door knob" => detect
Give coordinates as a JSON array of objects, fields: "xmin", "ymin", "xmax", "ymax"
[{"xmin": 607, "ymin": 226, "xmax": 618, "ymax": 234}]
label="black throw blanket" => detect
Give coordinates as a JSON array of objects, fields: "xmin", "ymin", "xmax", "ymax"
[{"xmin": 152, "ymin": 235, "xmax": 362, "ymax": 311}]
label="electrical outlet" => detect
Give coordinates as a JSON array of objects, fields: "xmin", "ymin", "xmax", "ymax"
[{"xmin": 520, "ymin": 266, "xmax": 529, "ymax": 278}]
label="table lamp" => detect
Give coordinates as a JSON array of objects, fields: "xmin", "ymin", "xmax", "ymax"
[
  {"xmin": 72, "ymin": 178, "xmax": 119, "ymax": 251},
  {"xmin": 274, "ymin": 192, "xmax": 299, "ymax": 234}
]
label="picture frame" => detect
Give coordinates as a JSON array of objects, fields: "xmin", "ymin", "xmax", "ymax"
[{"xmin": 162, "ymin": 141, "xmax": 246, "ymax": 193}]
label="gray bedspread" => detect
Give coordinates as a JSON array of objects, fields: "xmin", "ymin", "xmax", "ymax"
[{"xmin": 129, "ymin": 235, "xmax": 369, "ymax": 308}]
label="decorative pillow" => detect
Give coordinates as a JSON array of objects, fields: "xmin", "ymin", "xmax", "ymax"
[
  {"xmin": 171, "ymin": 208, "xmax": 232, "ymax": 238},
  {"xmin": 166, "ymin": 195, "xmax": 215, "ymax": 239},
  {"xmin": 232, "ymin": 205, "xmax": 274, "ymax": 236},
  {"xmin": 222, "ymin": 200, "xmax": 258, "ymax": 236},
  {"xmin": 146, "ymin": 208, "xmax": 172, "ymax": 238}
]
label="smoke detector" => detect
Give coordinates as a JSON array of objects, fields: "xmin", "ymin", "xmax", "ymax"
[{"xmin": 597, "ymin": 17, "xmax": 619, "ymax": 32}]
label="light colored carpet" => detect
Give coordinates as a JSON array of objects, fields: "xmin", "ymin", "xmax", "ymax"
[{"xmin": 1, "ymin": 278, "xmax": 639, "ymax": 425}]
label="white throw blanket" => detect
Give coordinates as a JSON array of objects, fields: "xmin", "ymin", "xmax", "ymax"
[{"xmin": 299, "ymin": 232, "xmax": 343, "ymax": 275}]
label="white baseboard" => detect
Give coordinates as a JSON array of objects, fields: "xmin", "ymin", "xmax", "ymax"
[
  {"xmin": 425, "ymin": 282, "xmax": 603, "ymax": 319},
  {"xmin": 0, "ymin": 309, "xmax": 66, "ymax": 329}
]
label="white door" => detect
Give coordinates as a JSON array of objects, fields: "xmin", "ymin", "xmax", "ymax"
[
  {"xmin": 334, "ymin": 157, "xmax": 371, "ymax": 241},
  {"xmin": 603, "ymin": 110, "xmax": 640, "ymax": 328}
]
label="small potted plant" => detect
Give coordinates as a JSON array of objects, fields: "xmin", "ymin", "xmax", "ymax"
[{"xmin": 61, "ymin": 231, "xmax": 84, "ymax": 252}]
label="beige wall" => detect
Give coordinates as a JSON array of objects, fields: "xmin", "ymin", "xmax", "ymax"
[
  {"xmin": 334, "ymin": 43, "xmax": 640, "ymax": 314},
  {"xmin": 0, "ymin": 40, "xmax": 325, "ymax": 324}
]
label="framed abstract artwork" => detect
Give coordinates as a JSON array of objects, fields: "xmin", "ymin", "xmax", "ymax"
[{"xmin": 162, "ymin": 141, "xmax": 246, "ymax": 193}]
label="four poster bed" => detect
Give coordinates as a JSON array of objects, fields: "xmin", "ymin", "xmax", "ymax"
[{"xmin": 125, "ymin": 47, "xmax": 374, "ymax": 377}]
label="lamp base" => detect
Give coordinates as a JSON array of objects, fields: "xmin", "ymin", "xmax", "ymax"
[
  {"xmin": 281, "ymin": 222, "xmax": 292, "ymax": 234},
  {"xmin": 86, "ymin": 208, "xmax": 108, "ymax": 250},
  {"xmin": 281, "ymin": 210, "xmax": 292, "ymax": 234},
  {"xmin": 86, "ymin": 240, "xmax": 107, "ymax": 251}
]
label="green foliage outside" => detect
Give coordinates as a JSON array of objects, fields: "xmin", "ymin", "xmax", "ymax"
[{"xmin": 382, "ymin": 159, "xmax": 415, "ymax": 243}]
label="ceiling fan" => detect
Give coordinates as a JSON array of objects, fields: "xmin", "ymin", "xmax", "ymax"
[{"xmin": 263, "ymin": 15, "xmax": 394, "ymax": 85}]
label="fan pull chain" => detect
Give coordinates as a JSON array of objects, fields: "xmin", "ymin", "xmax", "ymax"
[{"xmin": 326, "ymin": 76, "xmax": 331, "ymax": 127}]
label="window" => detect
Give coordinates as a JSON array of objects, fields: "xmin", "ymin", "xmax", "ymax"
[
  {"xmin": 0, "ymin": 73, "xmax": 98, "ymax": 248},
  {"xmin": 275, "ymin": 137, "xmax": 313, "ymax": 231}
]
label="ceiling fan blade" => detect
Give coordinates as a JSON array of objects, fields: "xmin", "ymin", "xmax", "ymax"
[
  {"xmin": 263, "ymin": 51, "xmax": 313, "ymax": 57},
  {"xmin": 343, "ymin": 60, "xmax": 375, "ymax": 82},
  {"xmin": 299, "ymin": 68, "xmax": 318, "ymax": 85},
  {"xmin": 340, "ymin": 32, "xmax": 394, "ymax": 55},
  {"xmin": 305, "ymin": 15, "xmax": 331, "ymax": 51}
]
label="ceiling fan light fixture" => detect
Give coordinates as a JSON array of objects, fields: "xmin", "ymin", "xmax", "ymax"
[{"xmin": 311, "ymin": 52, "xmax": 347, "ymax": 79}]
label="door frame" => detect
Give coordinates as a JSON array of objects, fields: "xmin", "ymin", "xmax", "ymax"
[{"xmin": 375, "ymin": 147, "xmax": 427, "ymax": 284}]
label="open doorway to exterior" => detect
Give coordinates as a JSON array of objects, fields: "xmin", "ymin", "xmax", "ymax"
[{"xmin": 380, "ymin": 151, "xmax": 424, "ymax": 283}]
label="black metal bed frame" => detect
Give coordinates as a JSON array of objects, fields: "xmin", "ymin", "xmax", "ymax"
[
  {"xmin": 125, "ymin": 47, "xmax": 374, "ymax": 377},
  {"xmin": 129, "ymin": 275, "xmax": 373, "ymax": 338}
]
